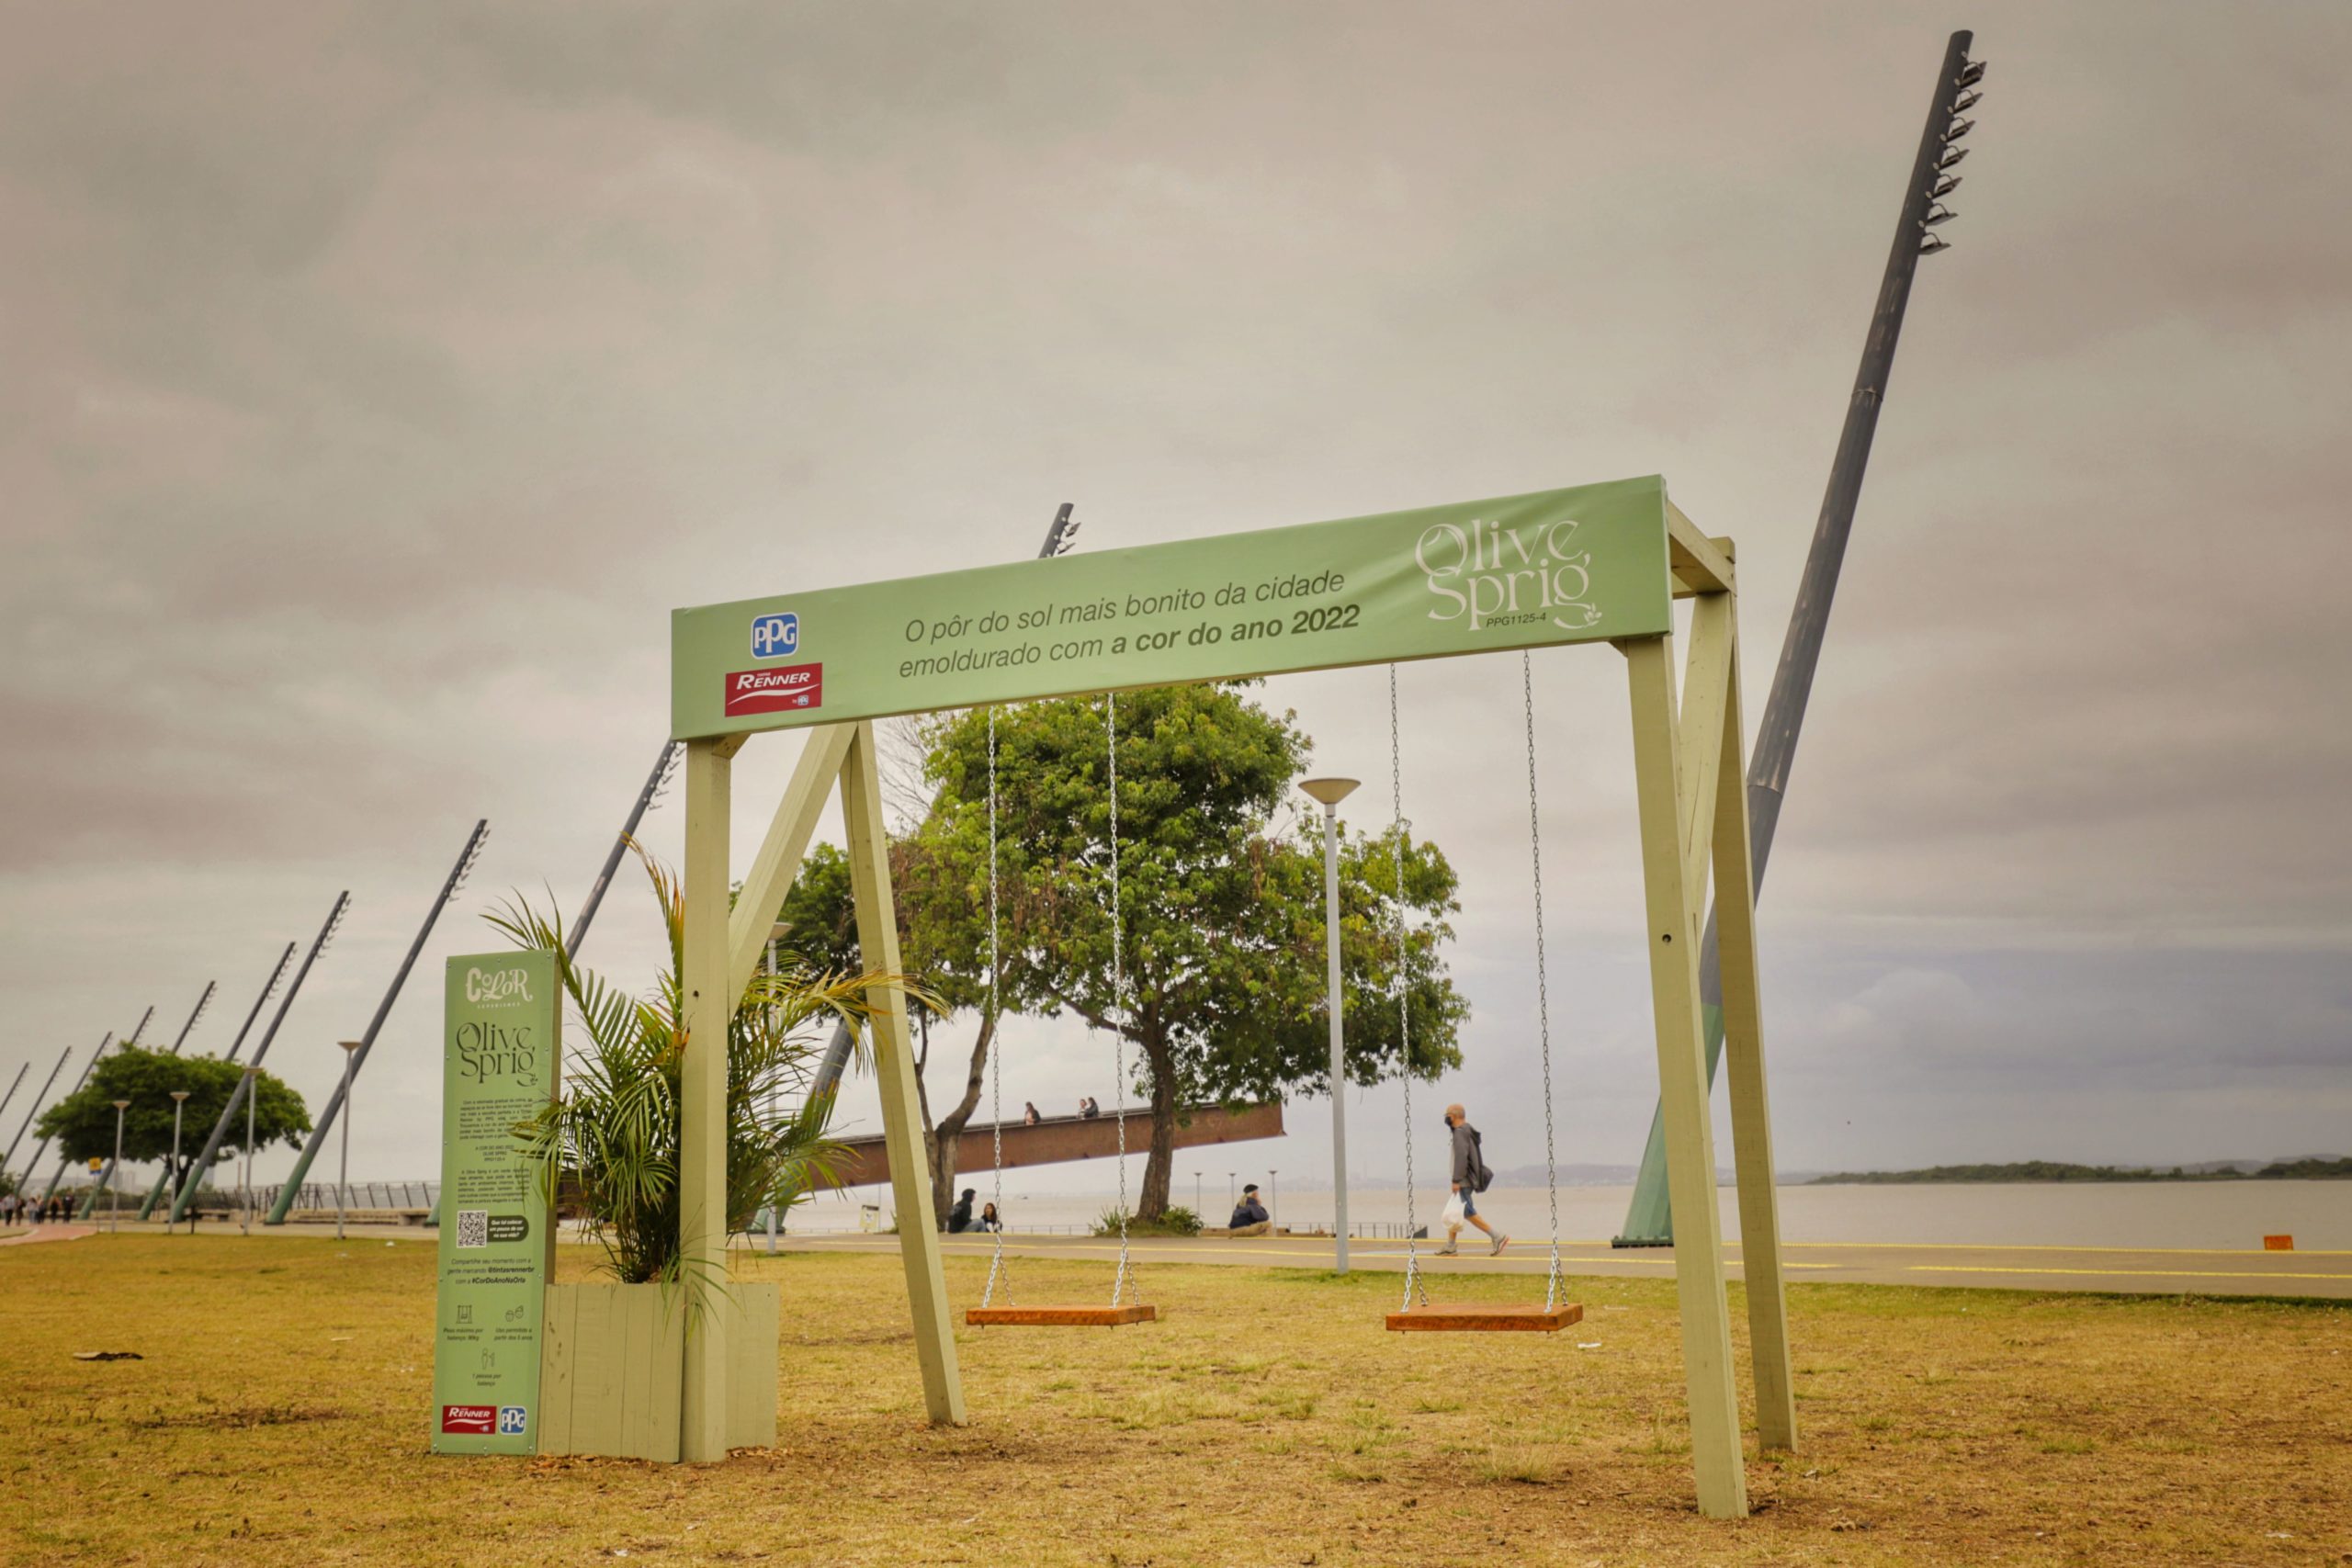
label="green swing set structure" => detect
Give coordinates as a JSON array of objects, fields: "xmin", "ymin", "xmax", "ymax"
[{"xmin": 640, "ymin": 474, "xmax": 1793, "ymax": 1518}]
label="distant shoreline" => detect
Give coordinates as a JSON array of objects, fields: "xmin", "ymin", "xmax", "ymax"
[{"xmin": 1808, "ymin": 1157, "xmax": 2352, "ymax": 1186}]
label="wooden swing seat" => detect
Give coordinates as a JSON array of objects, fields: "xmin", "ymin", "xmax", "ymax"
[
  {"xmin": 966, "ymin": 1303, "xmax": 1158, "ymax": 1327},
  {"xmin": 1385, "ymin": 1302, "xmax": 1583, "ymax": 1333}
]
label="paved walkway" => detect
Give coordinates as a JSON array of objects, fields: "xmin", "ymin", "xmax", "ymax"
[
  {"xmin": 28, "ymin": 1218, "xmax": 2347, "ymax": 1299},
  {"xmin": 768, "ymin": 1230, "xmax": 2352, "ymax": 1300},
  {"xmin": 0, "ymin": 1224, "xmax": 95, "ymax": 1247}
]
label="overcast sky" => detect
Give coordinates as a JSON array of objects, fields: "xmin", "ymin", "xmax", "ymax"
[{"xmin": 4, "ymin": 3, "xmax": 2347, "ymax": 1211}]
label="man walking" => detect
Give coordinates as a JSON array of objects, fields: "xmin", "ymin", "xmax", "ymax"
[{"xmin": 1439, "ymin": 1102, "xmax": 1508, "ymax": 1257}]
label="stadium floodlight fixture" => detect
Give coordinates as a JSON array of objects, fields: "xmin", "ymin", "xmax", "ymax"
[
  {"xmin": 1932, "ymin": 175, "xmax": 1962, "ymax": 199},
  {"xmin": 1944, "ymin": 117, "xmax": 1975, "ymax": 144},
  {"xmin": 1938, "ymin": 144, "xmax": 1971, "ymax": 171},
  {"xmin": 1920, "ymin": 204, "xmax": 1956, "ymax": 227},
  {"xmin": 1957, "ymin": 59, "xmax": 1986, "ymax": 88},
  {"xmin": 1917, "ymin": 233, "xmax": 1951, "ymax": 257},
  {"xmin": 1952, "ymin": 90, "xmax": 1982, "ymax": 115}
]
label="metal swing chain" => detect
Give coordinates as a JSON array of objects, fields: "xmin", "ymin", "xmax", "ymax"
[
  {"xmin": 980, "ymin": 706, "xmax": 1013, "ymax": 1308},
  {"xmin": 1392, "ymin": 666, "xmax": 1428, "ymax": 1310},
  {"xmin": 1522, "ymin": 652, "xmax": 1564, "ymax": 1311},
  {"xmin": 1106, "ymin": 692, "xmax": 1137, "ymax": 1307}
]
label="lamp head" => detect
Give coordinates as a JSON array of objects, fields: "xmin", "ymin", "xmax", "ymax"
[
  {"xmin": 340, "ymin": 1040, "xmax": 364, "ymax": 1055},
  {"xmin": 111, "ymin": 1099, "xmax": 130, "ymax": 1111},
  {"xmin": 1298, "ymin": 777, "xmax": 1361, "ymax": 808},
  {"xmin": 169, "ymin": 1090, "xmax": 190, "ymax": 1102}
]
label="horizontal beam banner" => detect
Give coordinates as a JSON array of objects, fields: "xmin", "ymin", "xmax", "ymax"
[{"xmin": 672, "ymin": 476, "xmax": 1675, "ymax": 739}]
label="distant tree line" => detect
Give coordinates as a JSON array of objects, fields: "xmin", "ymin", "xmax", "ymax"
[{"xmin": 1809, "ymin": 1157, "xmax": 2352, "ymax": 1185}]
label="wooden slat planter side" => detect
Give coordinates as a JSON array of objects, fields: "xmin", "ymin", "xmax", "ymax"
[{"xmin": 537, "ymin": 1280, "xmax": 778, "ymax": 1461}]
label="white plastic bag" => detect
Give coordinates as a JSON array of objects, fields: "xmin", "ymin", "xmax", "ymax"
[{"xmin": 1439, "ymin": 1191, "xmax": 1466, "ymax": 1232}]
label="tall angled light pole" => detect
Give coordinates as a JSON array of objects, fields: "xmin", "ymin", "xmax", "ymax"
[
  {"xmin": 35, "ymin": 1028, "xmax": 129, "ymax": 1206},
  {"xmin": 173, "ymin": 892, "xmax": 352, "ymax": 1224},
  {"xmin": 1617, "ymin": 28, "xmax": 1989, "ymax": 1246},
  {"xmin": 0, "ymin": 1064, "xmax": 28, "ymax": 1134},
  {"xmin": 7, "ymin": 1043, "xmax": 83, "ymax": 1185},
  {"xmin": 1299, "ymin": 776, "xmax": 1360, "ymax": 1272},
  {"xmin": 137, "ymin": 944, "xmax": 294, "ymax": 1222},
  {"xmin": 267, "ymin": 822, "xmax": 488, "ymax": 1225}
]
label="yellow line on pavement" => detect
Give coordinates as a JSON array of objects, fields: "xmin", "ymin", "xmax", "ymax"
[{"xmin": 1905, "ymin": 1265, "xmax": 2352, "ymax": 1282}]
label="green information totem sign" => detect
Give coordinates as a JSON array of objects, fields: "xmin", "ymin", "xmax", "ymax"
[
  {"xmin": 672, "ymin": 476, "xmax": 1674, "ymax": 739},
  {"xmin": 432, "ymin": 949, "xmax": 560, "ymax": 1455}
]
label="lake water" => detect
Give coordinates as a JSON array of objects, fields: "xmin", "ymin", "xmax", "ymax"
[{"xmin": 797, "ymin": 1180, "xmax": 2350, "ymax": 1251}]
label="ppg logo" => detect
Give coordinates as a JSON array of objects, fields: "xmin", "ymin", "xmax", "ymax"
[
  {"xmin": 751, "ymin": 612, "xmax": 798, "ymax": 660},
  {"xmin": 498, "ymin": 1405, "xmax": 528, "ymax": 1435}
]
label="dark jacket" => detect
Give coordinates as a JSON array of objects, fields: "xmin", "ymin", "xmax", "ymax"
[
  {"xmin": 1229, "ymin": 1198, "xmax": 1269, "ymax": 1227},
  {"xmin": 947, "ymin": 1195, "xmax": 975, "ymax": 1234},
  {"xmin": 1450, "ymin": 1122, "xmax": 1489, "ymax": 1190}
]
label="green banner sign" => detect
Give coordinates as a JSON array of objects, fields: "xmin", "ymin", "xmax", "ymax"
[
  {"xmin": 432, "ymin": 950, "xmax": 560, "ymax": 1456},
  {"xmin": 672, "ymin": 475, "xmax": 1673, "ymax": 739}
]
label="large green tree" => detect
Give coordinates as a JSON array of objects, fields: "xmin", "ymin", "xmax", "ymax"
[
  {"xmin": 788, "ymin": 682, "xmax": 1467, "ymax": 1222},
  {"xmin": 36, "ymin": 1045, "xmax": 310, "ymax": 1168}
]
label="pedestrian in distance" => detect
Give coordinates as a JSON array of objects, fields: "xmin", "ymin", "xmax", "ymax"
[
  {"xmin": 1438, "ymin": 1102, "xmax": 1508, "ymax": 1257},
  {"xmin": 978, "ymin": 1201, "xmax": 1003, "ymax": 1233},
  {"xmin": 1023, "ymin": 1101, "xmax": 1041, "ymax": 1125},
  {"xmin": 946, "ymin": 1188, "xmax": 978, "ymax": 1234}
]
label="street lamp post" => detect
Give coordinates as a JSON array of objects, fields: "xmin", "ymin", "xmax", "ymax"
[
  {"xmin": 108, "ymin": 1100, "xmax": 130, "ymax": 1234},
  {"xmin": 241, "ymin": 1066, "xmax": 261, "ymax": 1235},
  {"xmin": 1269, "ymin": 1169, "xmax": 1279, "ymax": 1234},
  {"xmin": 1298, "ymin": 776, "xmax": 1360, "ymax": 1272},
  {"xmin": 167, "ymin": 1092, "xmax": 191, "ymax": 1235},
  {"xmin": 336, "ymin": 1041, "xmax": 361, "ymax": 1241}
]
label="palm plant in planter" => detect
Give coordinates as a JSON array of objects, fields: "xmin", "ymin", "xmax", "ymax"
[{"xmin": 487, "ymin": 847, "xmax": 910, "ymax": 1285}]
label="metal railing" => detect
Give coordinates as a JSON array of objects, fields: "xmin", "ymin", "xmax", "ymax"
[{"xmin": 258, "ymin": 1180, "xmax": 438, "ymax": 1213}]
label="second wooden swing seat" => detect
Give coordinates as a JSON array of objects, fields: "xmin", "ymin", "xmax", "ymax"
[
  {"xmin": 1377, "ymin": 658, "xmax": 1584, "ymax": 1338},
  {"xmin": 1386, "ymin": 1302, "xmax": 1583, "ymax": 1333},
  {"xmin": 967, "ymin": 1303, "xmax": 1158, "ymax": 1327}
]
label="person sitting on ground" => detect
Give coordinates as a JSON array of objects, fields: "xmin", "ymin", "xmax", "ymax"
[
  {"xmin": 1079, "ymin": 1096, "xmax": 1100, "ymax": 1119},
  {"xmin": 978, "ymin": 1201, "xmax": 1003, "ymax": 1233},
  {"xmin": 1439, "ymin": 1101, "xmax": 1509, "ymax": 1257},
  {"xmin": 1023, "ymin": 1101, "xmax": 1041, "ymax": 1125},
  {"xmin": 1227, "ymin": 1183, "xmax": 1272, "ymax": 1237},
  {"xmin": 946, "ymin": 1187, "xmax": 978, "ymax": 1234}
]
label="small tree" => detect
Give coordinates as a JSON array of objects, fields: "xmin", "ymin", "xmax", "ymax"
[
  {"xmin": 36, "ymin": 1046, "xmax": 309, "ymax": 1168},
  {"xmin": 492, "ymin": 846, "xmax": 913, "ymax": 1284}
]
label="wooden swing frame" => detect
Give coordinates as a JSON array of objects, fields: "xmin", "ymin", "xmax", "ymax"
[{"xmin": 662, "ymin": 490, "xmax": 1793, "ymax": 1521}]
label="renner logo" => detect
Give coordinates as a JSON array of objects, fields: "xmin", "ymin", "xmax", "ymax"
[
  {"xmin": 725, "ymin": 663, "xmax": 823, "ymax": 716},
  {"xmin": 441, "ymin": 1404, "xmax": 497, "ymax": 1436},
  {"xmin": 751, "ymin": 612, "xmax": 799, "ymax": 659}
]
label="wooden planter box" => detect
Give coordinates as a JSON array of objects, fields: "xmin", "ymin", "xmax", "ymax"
[{"xmin": 536, "ymin": 1280, "xmax": 779, "ymax": 1461}]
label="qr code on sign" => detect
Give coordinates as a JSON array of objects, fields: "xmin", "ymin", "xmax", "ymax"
[{"xmin": 455, "ymin": 1209, "xmax": 489, "ymax": 1248}]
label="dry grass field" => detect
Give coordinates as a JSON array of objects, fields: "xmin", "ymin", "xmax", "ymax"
[{"xmin": 2, "ymin": 1234, "xmax": 2346, "ymax": 1566}]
